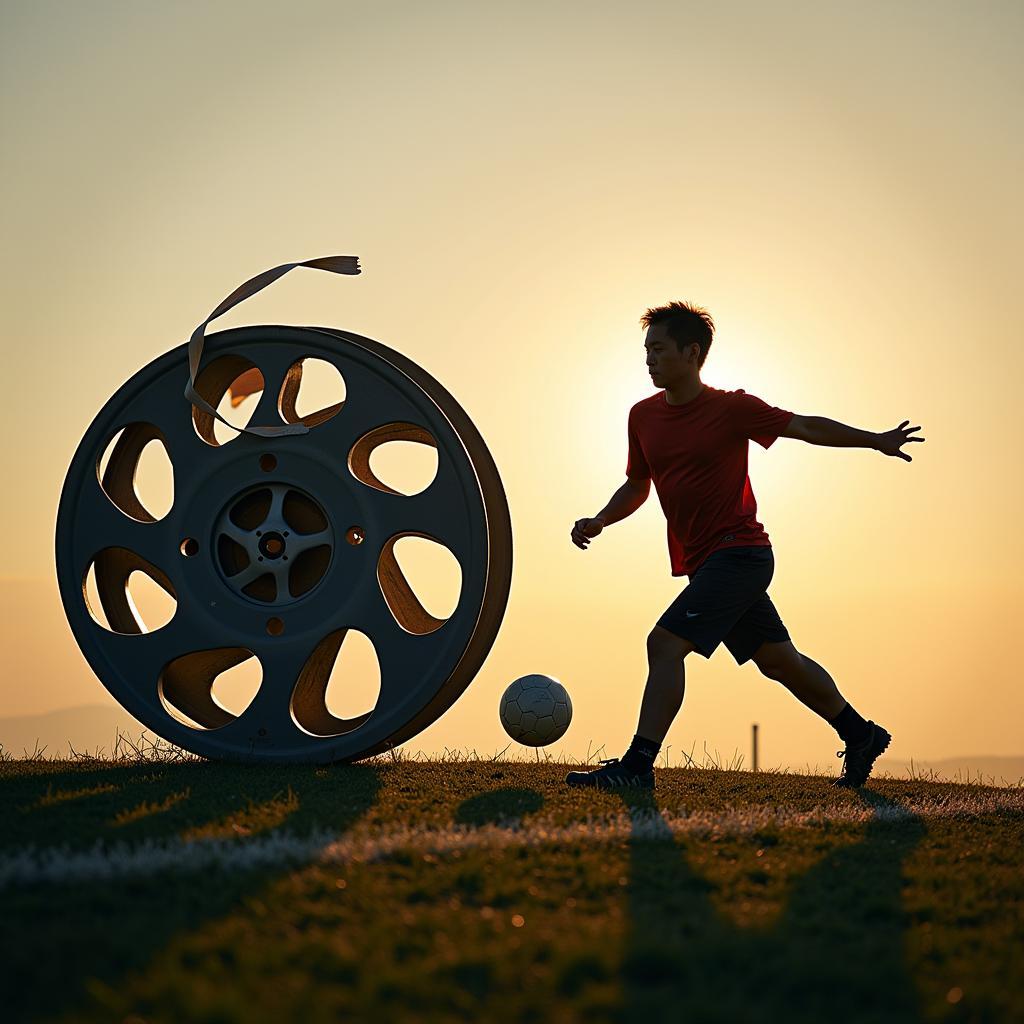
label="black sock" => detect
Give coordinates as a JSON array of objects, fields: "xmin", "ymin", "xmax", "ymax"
[
  {"xmin": 829, "ymin": 702, "xmax": 872, "ymax": 744},
  {"xmin": 621, "ymin": 733, "xmax": 661, "ymax": 773}
]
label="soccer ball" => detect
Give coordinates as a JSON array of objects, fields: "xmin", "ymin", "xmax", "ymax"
[{"xmin": 499, "ymin": 674, "xmax": 572, "ymax": 746}]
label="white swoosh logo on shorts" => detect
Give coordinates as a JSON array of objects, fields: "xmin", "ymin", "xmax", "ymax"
[{"xmin": 686, "ymin": 611, "xmax": 701, "ymax": 618}]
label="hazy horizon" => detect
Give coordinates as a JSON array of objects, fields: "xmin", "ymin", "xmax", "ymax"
[{"xmin": 5, "ymin": 702, "xmax": 1024, "ymax": 789}]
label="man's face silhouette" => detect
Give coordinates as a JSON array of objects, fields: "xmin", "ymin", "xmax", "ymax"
[{"xmin": 644, "ymin": 323, "xmax": 700, "ymax": 389}]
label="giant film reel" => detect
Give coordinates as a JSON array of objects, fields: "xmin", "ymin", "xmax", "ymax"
[{"xmin": 55, "ymin": 258, "xmax": 513, "ymax": 763}]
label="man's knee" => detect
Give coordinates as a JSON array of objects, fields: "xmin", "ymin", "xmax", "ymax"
[
  {"xmin": 647, "ymin": 626, "xmax": 696, "ymax": 661},
  {"xmin": 751, "ymin": 639, "xmax": 802, "ymax": 679}
]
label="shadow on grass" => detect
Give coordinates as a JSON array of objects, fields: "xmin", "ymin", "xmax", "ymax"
[
  {"xmin": 611, "ymin": 786, "xmax": 928, "ymax": 1024},
  {"xmin": 454, "ymin": 787, "xmax": 545, "ymax": 827},
  {"xmin": 4, "ymin": 763, "xmax": 933, "ymax": 1024},
  {"xmin": 3, "ymin": 760, "xmax": 367, "ymax": 851},
  {"xmin": 2, "ymin": 761, "xmax": 382, "ymax": 1023}
]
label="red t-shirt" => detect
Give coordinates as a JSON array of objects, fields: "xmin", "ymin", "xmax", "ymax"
[{"xmin": 626, "ymin": 385, "xmax": 795, "ymax": 576}]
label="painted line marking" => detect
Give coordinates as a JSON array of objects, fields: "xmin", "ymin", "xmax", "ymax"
[{"xmin": 3, "ymin": 789, "xmax": 1021, "ymax": 888}]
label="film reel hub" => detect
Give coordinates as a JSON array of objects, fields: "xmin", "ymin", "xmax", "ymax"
[{"xmin": 213, "ymin": 482, "xmax": 335, "ymax": 607}]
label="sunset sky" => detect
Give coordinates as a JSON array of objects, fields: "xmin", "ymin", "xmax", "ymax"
[{"xmin": 2, "ymin": 1, "xmax": 1021, "ymax": 771}]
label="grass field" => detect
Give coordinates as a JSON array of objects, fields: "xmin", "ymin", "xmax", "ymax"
[{"xmin": 3, "ymin": 739, "xmax": 1022, "ymax": 1024}]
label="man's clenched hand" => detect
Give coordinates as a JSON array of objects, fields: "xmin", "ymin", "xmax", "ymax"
[
  {"xmin": 875, "ymin": 420, "xmax": 926, "ymax": 461},
  {"xmin": 571, "ymin": 517, "xmax": 605, "ymax": 550}
]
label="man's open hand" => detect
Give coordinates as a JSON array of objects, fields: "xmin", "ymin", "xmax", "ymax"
[
  {"xmin": 876, "ymin": 420, "xmax": 926, "ymax": 461},
  {"xmin": 571, "ymin": 517, "xmax": 605, "ymax": 549}
]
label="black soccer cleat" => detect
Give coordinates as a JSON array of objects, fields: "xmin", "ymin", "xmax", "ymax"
[
  {"xmin": 565, "ymin": 757, "xmax": 655, "ymax": 791},
  {"xmin": 832, "ymin": 721, "xmax": 892, "ymax": 788}
]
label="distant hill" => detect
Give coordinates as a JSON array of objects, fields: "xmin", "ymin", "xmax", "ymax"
[
  {"xmin": 0, "ymin": 704, "xmax": 149, "ymax": 758},
  {"xmin": 875, "ymin": 755, "xmax": 1024, "ymax": 787}
]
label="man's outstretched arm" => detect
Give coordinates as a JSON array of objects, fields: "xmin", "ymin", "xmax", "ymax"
[{"xmin": 780, "ymin": 415, "xmax": 926, "ymax": 462}]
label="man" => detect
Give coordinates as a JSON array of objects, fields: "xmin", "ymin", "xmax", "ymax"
[{"xmin": 566, "ymin": 301, "xmax": 924, "ymax": 791}]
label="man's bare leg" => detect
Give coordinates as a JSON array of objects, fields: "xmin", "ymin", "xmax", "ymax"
[
  {"xmin": 769, "ymin": 650, "xmax": 847, "ymax": 721},
  {"xmin": 636, "ymin": 627, "xmax": 696, "ymax": 742},
  {"xmin": 565, "ymin": 628, "xmax": 695, "ymax": 787},
  {"xmin": 752, "ymin": 639, "xmax": 890, "ymax": 786},
  {"xmin": 636, "ymin": 657, "xmax": 687, "ymax": 742}
]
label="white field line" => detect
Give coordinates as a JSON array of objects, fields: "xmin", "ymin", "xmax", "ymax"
[{"xmin": 4, "ymin": 789, "xmax": 1022, "ymax": 889}]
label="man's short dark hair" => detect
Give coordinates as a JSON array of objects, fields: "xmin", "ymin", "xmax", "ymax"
[{"xmin": 640, "ymin": 301, "xmax": 715, "ymax": 368}]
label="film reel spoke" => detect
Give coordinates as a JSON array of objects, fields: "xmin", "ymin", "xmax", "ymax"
[
  {"xmin": 345, "ymin": 585, "xmax": 450, "ymax": 710},
  {"xmin": 370, "ymin": 457, "xmax": 471, "ymax": 563},
  {"xmin": 265, "ymin": 483, "xmax": 287, "ymax": 525},
  {"xmin": 377, "ymin": 629, "xmax": 449, "ymax": 711},
  {"xmin": 101, "ymin": 601, "xmax": 217, "ymax": 701},
  {"xmin": 82, "ymin": 473, "xmax": 179, "ymax": 586},
  {"xmin": 248, "ymin": 347, "xmax": 304, "ymax": 430},
  {"xmin": 313, "ymin": 360, "xmax": 418, "ymax": 446},
  {"xmin": 227, "ymin": 558, "xmax": 275, "ymax": 592},
  {"xmin": 219, "ymin": 520, "xmax": 253, "ymax": 550},
  {"xmin": 284, "ymin": 528, "xmax": 332, "ymax": 559},
  {"xmin": 145, "ymin": 384, "xmax": 210, "ymax": 465},
  {"xmin": 214, "ymin": 640, "xmax": 318, "ymax": 748}
]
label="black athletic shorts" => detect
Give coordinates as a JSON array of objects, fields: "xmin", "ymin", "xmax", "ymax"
[{"xmin": 656, "ymin": 545, "xmax": 790, "ymax": 665}]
